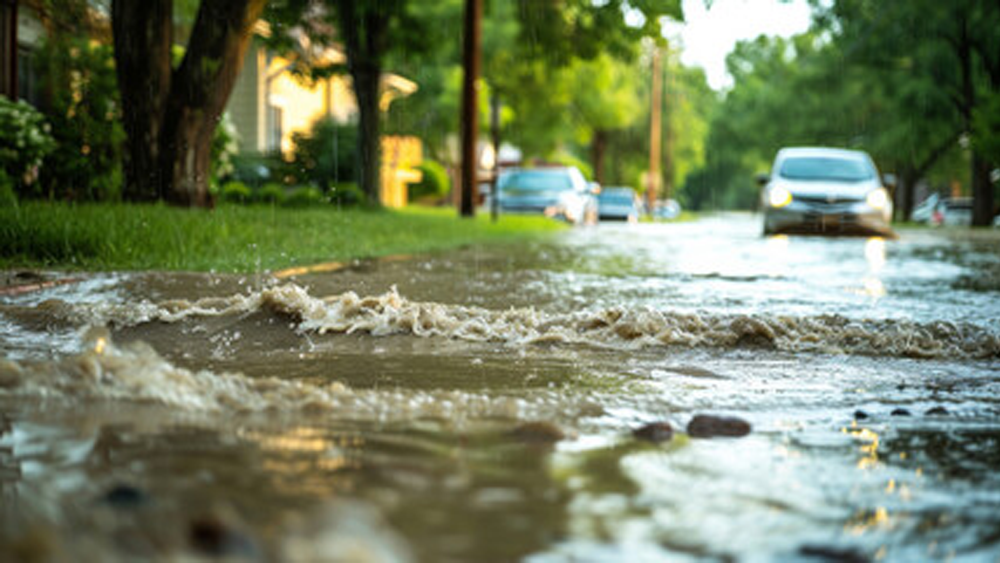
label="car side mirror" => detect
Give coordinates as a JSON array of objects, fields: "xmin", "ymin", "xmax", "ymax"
[
  {"xmin": 755, "ymin": 173, "xmax": 770, "ymax": 187},
  {"xmin": 881, "ymin": 173, "xmax": 897, "ymax": 189},
  {"xmin": 587, "ymin": 181, "xmax": 601, "ymax": 195}
]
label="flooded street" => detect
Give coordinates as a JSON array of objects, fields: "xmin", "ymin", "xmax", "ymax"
[{"xmin": 1, "ymin": 213, "xmax": 999, "ymax": 562}]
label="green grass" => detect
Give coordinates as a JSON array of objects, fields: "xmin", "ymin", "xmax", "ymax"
[{"xmin": 0, "ymin": 202, "xmax": 565, "ymax": 272}]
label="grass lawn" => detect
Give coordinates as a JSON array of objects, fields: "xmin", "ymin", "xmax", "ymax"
[{"xmin": 0, "ymin": 202, "xmax": 565, "ymax": 273}]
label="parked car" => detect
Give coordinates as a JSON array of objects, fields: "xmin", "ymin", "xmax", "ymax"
[
  {"xmin": 912, "ymin": 193, "xmax": 973, "ymax": 227},
  {"xmin": 759, "ymin": 147, "xmax": 894, "ymax": 236},
  {"xmin": 652, "ymin": 199, "xmax": 682, "ymax": 220},
  {"xmin": 597, "ymin": 187, "xmax": 642, "ymax": 222},
  {"xmin": 495, "ymin": 167, "xmax": 598, "ymax": 225}
]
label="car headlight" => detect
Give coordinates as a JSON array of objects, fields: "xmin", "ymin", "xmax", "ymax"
[
  {"xmin": 768, "ymin": 186, "xmax": 792, "ymax": 208},
  {"xmin": 866, "ymin": 188, "xmax": 889, "ymax": 210}
]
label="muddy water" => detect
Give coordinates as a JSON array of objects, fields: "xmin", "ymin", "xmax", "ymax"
[{"xmin": 1, "ymin": 214, "xmax": 999, "ymax": 562}]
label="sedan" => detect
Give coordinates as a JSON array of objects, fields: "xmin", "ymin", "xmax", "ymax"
[
  {"xmin": 597, "ymin": 187, "xmax": 641, "ymax": 222},
  {"xmin": 759, "ymin": 147, "xmax": 894, "ymax": 236},
  {"xmin": 496, "ymin": 167, "xmax": 598, "ymax": 225}
]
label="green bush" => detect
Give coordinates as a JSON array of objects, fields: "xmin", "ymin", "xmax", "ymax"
[
  {"xmin": 33, "ymin": 38, "xmax": 123, "ymax": 201},
  {"xmin": 231, "ymin": 153, "xmax": 277, "ymax": 188},
  {"xmin": 0, "ymin": 95, "xmax": 56, "ymax": 195},
  {"xmin": 408, "ymin": 160, "xmax": 451, "ymax": 202},
  {"xmin": 0, "ymin": 170, "xmax": 16, "ymax": 208},
  {"xmin": 220, "ymin": 181, "xmax": 252, "ymax": 204},
  {"xmin": 211, "ymin": 112, "xmax": 240, "ymax": 184},
  {"xmin": 254, "ymin": 183, "xmax": 287, "ymax": 205},
  {"xmin": 328, "ymin": 182, "xmax": 365, "ymax": 207},
  {"xmin": 283, "ymin": 186, "xmax": 325, "ymax": 208},
  {"xmin": 291, "ymin": 118, "xmax": 358, "ymax": 191}
]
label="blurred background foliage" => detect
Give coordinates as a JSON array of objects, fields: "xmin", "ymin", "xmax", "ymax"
[{"xmin": 4, "ymin": 0, "xmax": 998, "ymax": 219}]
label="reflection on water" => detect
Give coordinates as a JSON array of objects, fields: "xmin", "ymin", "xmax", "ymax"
[{"xmin": 1, "ymin": 215, "xmax": 999, "ymax": 561}]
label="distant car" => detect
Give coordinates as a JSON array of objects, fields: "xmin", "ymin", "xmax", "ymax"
[
  {"xmin": 597, "ymin": 187, "xmax": 641, "ymax": 222},
  {"xmin": 496, "ymin": 167, "xmax": 598, "ymax": 225},
  {"xmin": 759, "ymin": 147, "xmax": 894, "ymax": 236},
  {"xmin": 652, "ymin": 199, "xmax": 682, "ymax": 220},
  {"xmin": 911, "ymin": 194, "xmax": 972, "ymax": 227}
]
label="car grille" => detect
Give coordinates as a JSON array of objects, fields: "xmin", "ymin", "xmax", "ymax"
[
  {"xmin": 795, "ymin": 194, "xmax": 863, "ymax": 205},
  {"xmin": 802, "ymin": 212, "xmax": 859, "ymax": 232}
]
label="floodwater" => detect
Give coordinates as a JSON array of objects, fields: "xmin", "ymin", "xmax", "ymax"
[{"xmin": 1, "ymin": 213, "xmax": 998, "ymax": 562}]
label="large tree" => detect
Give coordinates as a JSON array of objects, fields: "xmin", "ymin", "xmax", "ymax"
[
  {"xmin": 112, "ymin": 0, "xmax": 266, "ymax": 206},
  {"xmin": 818, "ymin": 0, "xmax": 1000, "ymax": 224}
]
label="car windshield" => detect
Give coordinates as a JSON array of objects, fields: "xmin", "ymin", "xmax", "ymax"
[
  {"xmin": 501, "ymin": 171, "xmax": 572, "ymax": 191},
  {"xmin": 779, "ymin": 157, "xmax": 873, "ymax": 182},
  {"xmin": 599, "ymin": 193, "xmax": 634, "ymax": 205}
]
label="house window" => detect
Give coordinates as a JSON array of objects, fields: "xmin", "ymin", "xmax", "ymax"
[
  {"xmin": 1, "ymin": 1, "xmax": 14, "ymax": 99},
  {"xmin": 17, "ymin": 46, "xmax": 39, "ymax": 105},
  {"xmin": 267, "ymin": 104, "xmax": 283, "ymax": 153}
]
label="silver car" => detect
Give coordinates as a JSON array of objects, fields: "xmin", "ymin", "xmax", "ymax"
[
  {"xmin": 496, "ymin": 167, "xmax": 598, "ymax": 225},
  {"xmin": 760, "ymin": 147, "xmax": 894, "ymax": 236},
  {"xmin": 597, "ymin": 187, "xmax": 641, "ymax": 222}
]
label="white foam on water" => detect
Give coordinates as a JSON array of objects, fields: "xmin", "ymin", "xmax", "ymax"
[{"xmin": 54, "ymin": 284, "xmax": 997, "ymax": 360}]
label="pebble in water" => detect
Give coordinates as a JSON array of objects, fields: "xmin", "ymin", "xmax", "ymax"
[
  {"xmin": 632, "ymin": 422, "xmax": 674, "ymax": 443},
  {"xmin": 687, "ymin": 415, "xmax": 751, "ymax": 438},
  {"xmin": 853, "ymin": 410, "xmax": 869, "ymax": 420},
  {"xmin": 798, "ymin": 544, "xmax": 870, "ymax": 562},
  {"xmin": 925, "ymin": 406, "xmax": 949, "ymax": 416},
  {"xmin": 101, "ymin": 484, "xmax": 149, "ymax": 509},
  {"xmin": 189, "ymin": 514, "xmax": 258, "ymax": 559},
  {"xmin": 890, "ymin": 408, "xmax": 912, "ymax": 417}
]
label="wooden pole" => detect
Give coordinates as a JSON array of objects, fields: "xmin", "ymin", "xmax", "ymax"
[
  {"xmin": 490, "ymin": 94, "xmax": 500, "ymax": 222},
  {"xmin": 647, "ymin": 46, "xmax": 662, "ymax": 213},
  {"xmin": 459, "ymin": 0, "xmax": 482, "ymax": 218}
]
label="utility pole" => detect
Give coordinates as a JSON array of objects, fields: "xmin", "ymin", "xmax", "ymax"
[
  {"xmin": 459, "ymin": 0, "xmax": 482, "ymax": 218},
  {"xmin": 647, "ymin": 46, "xmax": 662, "ymax": 213},
  {"xmin": 663, "ymin": 53, "xmax": 673, "ymax": 203},
  {"xmin": 490, "ymin": 94, "xmax": 500, "ymax": 223}
]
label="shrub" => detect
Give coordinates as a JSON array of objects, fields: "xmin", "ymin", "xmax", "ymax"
[
  {"xmin": 33, "ymin": 38, "xmax": 123, "ymax": 201},
  {"xmin": 0, "ymin": 96, "xmax": 56, "ymax": 195},
  {"xmin": 0, "ymin": 170, "xmax": 16, "ymax": 208},
  {"xmin": 328, "ymin": 182, "xmax": 365, "ymax": 207},
  {"xmin": 254, "ymin": 183, "xmax": 287, "ymax": 205},
  {"xmin": 291, "ymin": 118, "xmax": 358, "ymax": 190},
  {"xmin": 220, "ymin": 181, "xmax": 252, "ymax": 204},
  {"xmin": 212, "ymin": 112, "xmax": 240, "ymax": 184},
  {"xmin": 283, "ymin": 186, "xmax": 325, "ymax": 208},
  {"xmin": 232, "ymin": 153, "xmax": 277, "ymax": 188},
  {"xmin": 408, "ymin": 160, "xmax": 451, "ymax": 202}
]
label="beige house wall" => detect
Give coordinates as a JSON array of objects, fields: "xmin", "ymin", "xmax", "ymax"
[
  {"xmin": 229, "ymin": 47, "xmax": 266, "ymax": 153},
  {"xmin": 225, "ymin": 40, "xmax": 422, "ymax": 208},
  {"xmin": 227, "ymin": 43, "xmax": 359, "ymax": 157}
]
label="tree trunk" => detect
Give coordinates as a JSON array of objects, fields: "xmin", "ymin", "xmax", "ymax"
[
  {"xmin": 592, "ymin": 130, "xmax": 607, "ymax": 185},
  {"xmin": 335, "ymin": 0, "xmax": 390, "ymax": 207},
  {"xmin": 971, "ymin": 152, "xmax": 994, "ymax": 225},
  {"xmin": 112, "ymin": 0, "xmax": 172, "ymax": 202},
  {"xmin": 352, "ymin": 66, "xmax": 382, "ymax": 206},
  {"xmin": 160, "ymin": 108, "xmax": 216, "ymax": 207},
  {"xmin": 895, "ymin": 167, "xmax": 918, "ymax": 222},
  {"xmin": 954, "ymin": 11, "xmax": 995, "ymax": 226},
  {"xmin": 112, "ymin": 0, "xmax": 265, "ymax": 207}
]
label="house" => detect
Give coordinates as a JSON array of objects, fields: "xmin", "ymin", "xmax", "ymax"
[
  {"xmin": 226, "ymin": 30, "xmax": 423, "ymax": 207},
  {"xmin": 0, "ymin": 0, "xmax": 44, "ymax": 104}
]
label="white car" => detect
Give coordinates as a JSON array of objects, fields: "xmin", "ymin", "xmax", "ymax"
[{"xmin": 759, "ymin": 147, "xmax": 894, "ymax": 236}]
